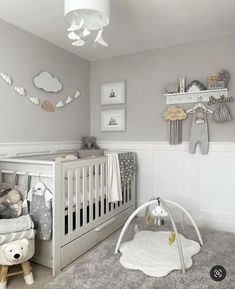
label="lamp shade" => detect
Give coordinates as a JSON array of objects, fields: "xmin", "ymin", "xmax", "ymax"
[{"xmin": 64, "ymin": 0, "xmax": 110, "ymax": 30}]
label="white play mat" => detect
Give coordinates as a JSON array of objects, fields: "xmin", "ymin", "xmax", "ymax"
[{"xmin": 119, "ymin": 230, "xmax": 201, "ymax": 277}]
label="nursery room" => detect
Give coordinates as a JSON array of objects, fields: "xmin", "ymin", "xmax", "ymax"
[{"xmin": 0, "ymin": 0, "xmax": 234, "ymax": 288}]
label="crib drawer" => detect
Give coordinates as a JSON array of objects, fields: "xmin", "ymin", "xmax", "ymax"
[{"xmin": 60, "ymin": 205, "xmax": 134, "ymax": 269}]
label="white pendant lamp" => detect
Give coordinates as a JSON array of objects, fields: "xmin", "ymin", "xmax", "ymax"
[{"xmin": 64, "ymin": 0, "xmax": 110, "ymax": 47}]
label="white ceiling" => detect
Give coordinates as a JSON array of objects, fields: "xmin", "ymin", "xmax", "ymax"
[{"xmin": 0, "ymin": 0, "xmax": 235, "ymax": 61}]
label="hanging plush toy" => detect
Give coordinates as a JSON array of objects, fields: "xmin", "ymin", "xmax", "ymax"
[
  {"xmin": 168, "ymin": 231, "xmax": 176, "ymax": 245},
  {"xmin": 151, "ymin": 201, "xmax": 168, "ymax": 226}
]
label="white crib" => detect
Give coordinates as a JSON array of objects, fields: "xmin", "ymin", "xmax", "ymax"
[{"xmin": 0, "ymin": 151, "xmax": 136, "ymax": 275}]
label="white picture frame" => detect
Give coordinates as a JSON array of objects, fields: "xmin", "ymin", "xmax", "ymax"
[
  {"xmin": 100, "ymin": 108, "xmax": 126, "ymax": 132},
  {"xmin": 100, "ymin": 81, "xmax": 125, "ymax": 105}
]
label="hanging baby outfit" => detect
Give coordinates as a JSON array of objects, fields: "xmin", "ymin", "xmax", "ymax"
[
  {"xmin": 212, "ymin": 102, "xmax": 232, "ymax": 122},
  {"xmin": 189, "ymin": 109, "xmax": 209, "ymax": 154},
  {"xmin": 27, "ymin": 182, "xmax": 53, "ymax": 240}
]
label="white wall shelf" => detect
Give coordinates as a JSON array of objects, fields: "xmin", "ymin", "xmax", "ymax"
[{"xmin": 164, "ymin": 88, "xmax": 228, "ymax": 104}]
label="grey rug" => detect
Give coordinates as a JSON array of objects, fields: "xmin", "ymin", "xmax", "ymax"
[{"xmin": 45, "ymin": 220, "xmax": 235, "ymax": 289}]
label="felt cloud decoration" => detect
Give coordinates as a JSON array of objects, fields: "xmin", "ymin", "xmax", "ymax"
[
  {"xmin": 56, "ymin": 100, "xmax": 64, "ymax": 108},
  {"xmin": 14, "ymin": 86, "xmax": 26, "ymax": 96},
  {"xmin": 30, "ymin": 97, "xmax": 40, "ymax": 105},
  {"xmin": 152, "ymin": 205, "xmax": 168, "ymax": 218},
  {"xmin": 34, "ymin": 71, "xmax": 63, "ymax": 93},
  {"xmin": 163, "ymin": 106, "xmax": 187, "ymax": 121},
  {"xmin": 0, "ymin": 73, "xmax": 12, "ymax": 85}
]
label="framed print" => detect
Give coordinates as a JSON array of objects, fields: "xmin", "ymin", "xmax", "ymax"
[
  {"xmin": 100, "ymin": 108, "xmax": 126, "ymax": 131},
  {"xmin": 101, "ymin": 81, "xmax": 125, "ymax": 105}
]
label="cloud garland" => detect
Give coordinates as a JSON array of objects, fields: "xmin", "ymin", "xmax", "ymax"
[{"xmin": 0, "ymin": 71, "xmax": 81, "ymax": 112}]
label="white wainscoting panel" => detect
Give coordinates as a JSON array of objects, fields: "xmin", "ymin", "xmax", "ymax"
[
  {"xmin": 199, "ymin": 152, "xmax": 235, "ymax": 215},
  {"xmin": 99, "ymin": 141, "xmax": 235, "ymax": 233},
  {"xmin": 0, "ymin": 141, "xmax": 235, "ymax": 233}
]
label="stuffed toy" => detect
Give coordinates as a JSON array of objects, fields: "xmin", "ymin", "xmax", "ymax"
[
  {"xmin": 80, "ymin": 136, "xmax": 100, "ymax": 150},
  {"xmin": 6, "ymin": 190, "xmax": 22, "ymax": 217},
  {"xmin": 0, "ymin": 239, "xmax": 35, "ymax": 288},
  {"xmin": 0, "ymin": 239, "xmax": 34, "ymax": 265},
  {"xmin": 0, "ymin": 188, "xmax": 18, "ymax": 219}
]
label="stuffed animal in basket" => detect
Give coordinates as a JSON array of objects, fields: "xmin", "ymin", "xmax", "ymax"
[
  {"xmin": 0, "ymin": 239, "xmax": 34, "ymax": 266},
  {"xmin": 0, "ymin": 188, "xmax": 22, "ymax": 219},
  {"xmin": 6, "ymin": 190, "xmax": 22, "ymax": 217},
  {"xmin": 0, "ymin": 188, "xmax": 19, "ymax": 219}
]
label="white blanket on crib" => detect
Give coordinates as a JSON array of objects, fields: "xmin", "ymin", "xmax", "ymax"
[{"xmin": 107, "ymin": 153, "xmax": 122, "ymax": 203}]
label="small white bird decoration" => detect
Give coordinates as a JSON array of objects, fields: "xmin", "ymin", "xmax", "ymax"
[
  {"xmin": 80, "ymin": 28, "xmax": 91, "ymax": 38},
  {"xmin": 66, "ymin": 96, "xmax": 73, "ymax": 104},
  {"xmin": 94, "ymin": 29, "xmax": 108, "ymax": 47},
  {"xmin": 74, "ymin": 90, "xmax": 81, "ymax": 98},
  {"xmin": 67, "ymin": 19, "xmax": 84, "ymax": 32},
  {"xmin": 68, "ymin": 31, "xmax": 80, "ymax": 40},
  {"xmin": 56, "ymin": 100, "xmax": 65, "ymax": 108},
  {"xmin": 72, "ymin": 39, "xmax": 85, "ymax": 47},
  {"xmin": 0, "ymin": 73, "xmax": 12, "ymax": 85},
  {"xmin": 14, "ymin": 86, "xmax": 26, "ymax": 96},
  {"xmin": 30, "ymin": 97, "xmax": 40, "ymax": 105}
]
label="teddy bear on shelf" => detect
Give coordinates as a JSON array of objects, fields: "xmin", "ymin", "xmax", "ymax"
[
  {"xmin": 80, "ymin": 136, "xmax": 100, "ymax": 150},
  {"xmin": 6, "ymin": 190, "xmax": 22, "ymax": 217}
]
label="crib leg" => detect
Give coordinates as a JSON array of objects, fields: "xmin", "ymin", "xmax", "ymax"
[
  {"xmin": 21, "ymin": 261, "xmax": 34, "ymax": 285},
  {"xmin": 0, "ymin": 265, "xmax": 8, "ymax": 289}
]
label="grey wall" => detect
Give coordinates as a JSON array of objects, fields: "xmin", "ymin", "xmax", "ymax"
[
  {"xmin": 91, "ymin": 34, "xmax": 235, "ymax": 141},
  {"xmin": 0, "ymin": 19, "xmax": 90, "ymax": 142}
]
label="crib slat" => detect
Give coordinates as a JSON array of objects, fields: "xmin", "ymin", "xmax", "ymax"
[
  {"xmin": 75, "ymin": 168, "xmax": 81, "ymax": 230},
  {"xmin": 61, "ymin": 170, "xmax": 66, "ymax": 236},
  {"xmin": 105, "ymin": 162, "xmax": 108, "ymax": 214},
  {"xmin": 88, "ymin": 166, "xmax": 93, "ymax": 222},
  {"xmin": 94, "ymin": 165, "xmax": 99, "ymax": 219},
  {"xmin": 67, "ymin": 170, "xmax": 73, "ymax": 234},
  {"xmin": 100, "ymin": 163, "xmax": 104, "ymax": 217},
  {"xmin": 82, "ymin": 167, "xmax": 87, "ymax": 225},
  {"xmin": 127, "ymin": 182, "xmax": 130, "ymax": 202},
  {"xmin": 124, "ymin": 184, "xmax": 127, "ymax": 204}
]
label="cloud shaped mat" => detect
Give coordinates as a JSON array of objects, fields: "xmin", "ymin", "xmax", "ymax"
[{"xmin": 119, "ymin": 231, "xmax": 201, "ymax": 277}]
